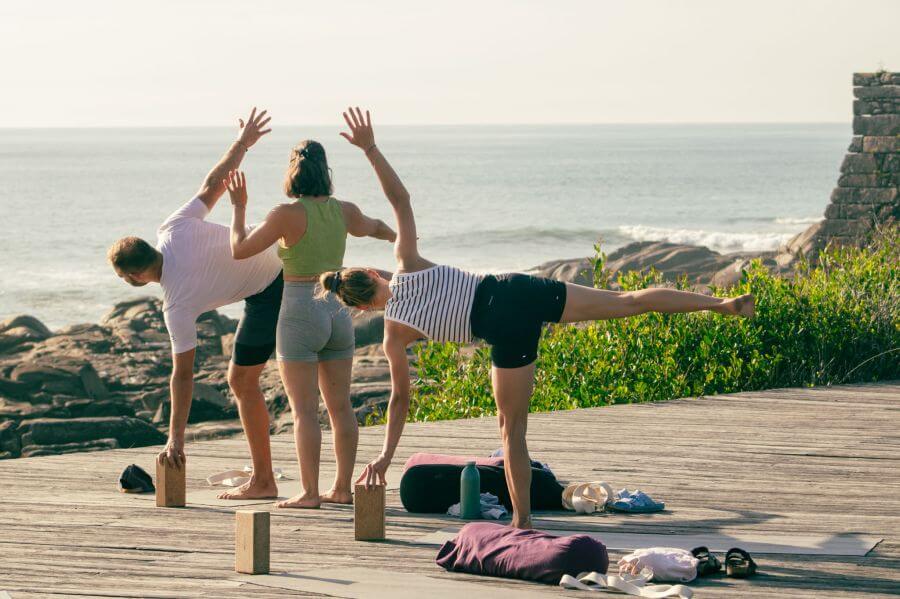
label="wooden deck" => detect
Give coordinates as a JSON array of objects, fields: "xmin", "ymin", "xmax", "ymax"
[{"xmin": 2, "ymin": 382, "xmax": 899, "ymax": 598}]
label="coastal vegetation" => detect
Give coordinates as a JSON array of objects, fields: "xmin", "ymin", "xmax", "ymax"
[{"xmin": 385, "ymin": 226, "xmax": 899, "ymax": 424}]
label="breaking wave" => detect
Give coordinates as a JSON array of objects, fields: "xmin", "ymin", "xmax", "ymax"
[{"xmin": 617, "ymin": 225, "xmax": 797, "ymax": 252}]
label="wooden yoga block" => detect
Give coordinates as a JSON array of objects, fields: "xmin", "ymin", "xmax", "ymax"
[
  {"xmin": 235, "ymin": 510, "xmax": 270, "ymax": 574},
  {"xmin": 354, "ymin": 484, "xmax": 386, "ymax": 541},
  {"xmin": 155, "ymin": 460, "xmax": 185, "ymax": 507}
]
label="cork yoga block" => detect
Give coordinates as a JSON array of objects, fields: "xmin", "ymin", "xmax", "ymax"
[
  {"xmin": 155, "ymin": 460, "xmax": 186, "ymax": 507},
  {"xmin": 235, "ymin": 510, "xmax": 270, "ymax": 574},
  {"xmin": 354, "ymin": 484, "xmax": 386, "ymax": 541}
]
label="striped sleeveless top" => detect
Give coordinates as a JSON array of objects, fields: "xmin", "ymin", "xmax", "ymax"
[{"xmin": 385, "ymin": 265, "xmax": 484, "ymax": 343}]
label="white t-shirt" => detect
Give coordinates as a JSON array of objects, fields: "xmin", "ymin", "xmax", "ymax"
[{"xmin": 157, "ymin": 198, "xmax": 281, "ymax": 354}]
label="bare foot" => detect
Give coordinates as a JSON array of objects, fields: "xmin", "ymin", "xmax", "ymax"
[
  {"xmin": 715, "ymin": 293, "xmax": 755, "ymax": 317},
  {"xmin": 217, "ymin": 478, "xmax": 278, "ymax": 500},
  {"xmin": 276, "ymin": 492, "xmax": 321, "ymax": 509},
  {"xmin": 320, "ymin": 488, "xmax": 353, "ymax": 504},
  {"xmin": 511, "ymin": 517, "xmax": 533, "ymax": 530},
  {"xmin": 733, "ymin": 293, "xmax": 755, "ymax": 317}
]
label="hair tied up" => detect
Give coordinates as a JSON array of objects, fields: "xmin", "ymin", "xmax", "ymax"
[{"xmin": 330, "ymin": 270, "xmax": 343, "ymax": 293}]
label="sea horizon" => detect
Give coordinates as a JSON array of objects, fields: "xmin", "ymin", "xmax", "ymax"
[{"xmin": 1, "ymin": 123, "xmax": 846, "ymax": 328}]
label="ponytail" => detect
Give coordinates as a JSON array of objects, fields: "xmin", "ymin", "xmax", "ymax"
[{"xmin": 319, "ymin": 268, "xmax": 378, "ymax": 308}]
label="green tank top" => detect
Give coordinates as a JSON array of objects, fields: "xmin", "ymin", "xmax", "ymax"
[{"xmin": 278, "ymin": 197, "xmax": 347, "ymax": 276}]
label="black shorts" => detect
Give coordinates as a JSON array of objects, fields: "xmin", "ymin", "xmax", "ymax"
[
  {"xmin": 470, "ymin": 273, "xmax": 567, "ymax": 369},
  {"xmin": 233, "ymin": 272, "xmax": 283, "ymax": 366}
]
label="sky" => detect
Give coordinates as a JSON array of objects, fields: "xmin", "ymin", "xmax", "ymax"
[{"xmin": 1, "ymin": 0, "xmax": 898, "ymax": 127}]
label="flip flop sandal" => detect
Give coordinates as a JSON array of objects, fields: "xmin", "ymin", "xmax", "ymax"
[
  {"xmin": 724, "ymin": 547, "xmax": 757, "ymax": 578},
  {"xmin": 690, "ymin": 546, "xmax": 721, "ymax": 577}
]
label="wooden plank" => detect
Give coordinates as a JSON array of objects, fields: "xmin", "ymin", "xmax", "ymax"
[{"xmin": 0, "ymin": 382, "xmax": 897, "ymax": 598}]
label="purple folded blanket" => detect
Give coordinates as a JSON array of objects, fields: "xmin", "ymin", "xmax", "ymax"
[{"xmin": 435, "ymin": 522, "xmax": 608, "ymax": 584}]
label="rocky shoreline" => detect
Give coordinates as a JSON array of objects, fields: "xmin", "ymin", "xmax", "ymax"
[{"xmin": 0, "ymin": 298, "xmax": 396, "ymax": 460}]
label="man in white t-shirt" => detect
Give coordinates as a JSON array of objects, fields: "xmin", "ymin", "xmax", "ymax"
[{"xmin": 107, "ymin": 108, "xmax": 283, "ymax": 499}]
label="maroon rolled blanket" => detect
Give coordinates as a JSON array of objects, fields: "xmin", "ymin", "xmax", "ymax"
[{"xmin": 435, "ymin": 521, "xmax": 608, "ymax": 584}]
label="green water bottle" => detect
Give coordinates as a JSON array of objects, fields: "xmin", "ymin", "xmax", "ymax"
[{"xmin": 460, "ymin": 461, "xmax": 481, "ymax": 519}]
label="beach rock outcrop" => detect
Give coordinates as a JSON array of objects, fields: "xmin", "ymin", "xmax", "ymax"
[
  {"xmin": 0, "ymin": 298, "xmax": 396, "ymax": 460},
  {"xmin": 18, "ymin": 416, "xmax": 166, "ymax": 448},
  {"xmin": 530, "ymin": 241, "xmax": 776, "ymax": 289}
]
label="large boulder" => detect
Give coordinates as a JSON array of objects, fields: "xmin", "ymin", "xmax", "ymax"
[
  {"xmin": 529, "ymin": 242, "xmax": 761, "ymax": 288},
  {"xmin": 63, "ymin": 399, "xmax": 136, "ymax": 418},
  {"xmin": 528, "ymin": 257, "xmax": 593, "ymax": 286},
  {"xmin": 21, "ymin": 438, "xmax": 120, "ymax": 458},
  {"xmin": 0, "ymin": 399, "xmax": 60, "ymax": 420},
  {"xmin": 30, "ymin": 324, "xmax": 114, "ymax": 357},
  {"xmin": 11, "ymin": 358, "xmax": 108, "ymax": 399},
  {"xmin": 0, "ymin": 315, "xmax": 53, "ymax": 355},
  {"xmin": 18, "ymin": 416, "xmax": 166, "ymax": 448},
  {"xmin": 0, "ymin": 315, "xmax": 53, "ymax": 338}
]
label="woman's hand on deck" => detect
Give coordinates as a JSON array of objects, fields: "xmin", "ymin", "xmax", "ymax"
[
  {"xmin": 357, "ymin": 453, "xmax": 391, "ymax": 488},
  {"xmin": 224, "ymin": 170, "xmax": 248, "ymax": 207},
  {"xmin": 340, "ymin": 107, "xmax": 376, "ymax": 153}
]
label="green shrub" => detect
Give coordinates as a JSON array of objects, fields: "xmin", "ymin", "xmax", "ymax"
[{"xmin": 375, "ymin": 226, "xmax": 899, "ymax": 424}]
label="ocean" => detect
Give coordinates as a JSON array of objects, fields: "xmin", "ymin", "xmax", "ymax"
[{"xmin": 1, "ymin": 124, "xmax": 847, "ymax": 328}]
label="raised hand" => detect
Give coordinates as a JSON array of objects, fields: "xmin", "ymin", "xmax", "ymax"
[
  {"xmin": 236, "ymin": 107, "xmax": 272, "ymax": 150},
  {"xmin": 340, "ymin": 106, "xmax": 376, "ymax": 152},
  {"xmin": 223, "ymin": 170, "xmax": 248, "ymax": 207}
]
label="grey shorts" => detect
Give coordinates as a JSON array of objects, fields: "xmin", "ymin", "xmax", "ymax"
[{"xmin": 276, "ymin": 282, "xmax": 355, "ymax": 362}]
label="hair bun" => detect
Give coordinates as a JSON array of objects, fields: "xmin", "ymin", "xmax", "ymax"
[{"xmin": 319, "ymin": 270, "xmax": 341, "ymax": 293}]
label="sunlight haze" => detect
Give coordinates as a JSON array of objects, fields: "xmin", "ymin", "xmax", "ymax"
[{"xmin": 1, "ymin": 0, "xmax": 898, "ymax": 126}]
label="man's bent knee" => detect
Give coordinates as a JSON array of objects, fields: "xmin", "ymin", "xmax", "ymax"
[{"xmin": 228, "ymin": 365, "xmax": 263, "ymax": 400}]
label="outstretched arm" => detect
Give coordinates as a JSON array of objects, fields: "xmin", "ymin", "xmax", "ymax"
[
  {"xmin": 195, "ymin": 108, "xmax": 272, "ymax": 210},
  {"xmin": 340, "ymin": 107, "xmax": 430, "ymax": 272},
  {"xmin": 357, "ymin": 328, "xmax": 412, "ymax": 487},
  {"xmin": 226, "ymin": 170, "xmax": 288, "ymax": 259},
  {"xmin": 340, "ymin": 201, "xmax": 396, "ymax": 242}
]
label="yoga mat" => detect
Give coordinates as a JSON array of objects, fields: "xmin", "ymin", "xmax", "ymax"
[
  {"xmin": 131, "ymin": 472, "xmax": 401, "ymax": 507},
  {"xmin": 235, "ymin": 567, "xmax": 551, "ymax": 598},
  {"xmin": 415, "ymin": 527, "xmax": 882, "ymax": 556}
]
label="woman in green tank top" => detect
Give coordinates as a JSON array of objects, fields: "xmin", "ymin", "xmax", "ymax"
[{"xmin": 226, "ymin": 138, "xmax": 395, "ymax": 509}]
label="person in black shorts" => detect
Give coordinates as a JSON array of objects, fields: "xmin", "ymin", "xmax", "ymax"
[
  {"xmin": 316, "ymin": 108, "xmax": 755, "ymax": 528},
  {"xmin": 108, "ymin": 108, "xmax": 288, "ymax": 500}
]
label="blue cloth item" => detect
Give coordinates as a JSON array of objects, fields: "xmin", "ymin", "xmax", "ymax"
[
  {"xmin": 608, "ymin": 488, "xmax": 665, "ymax": 513},
  {"xmin": 447, "ymin": 492, "xmax": 510, "ymax": 520}
]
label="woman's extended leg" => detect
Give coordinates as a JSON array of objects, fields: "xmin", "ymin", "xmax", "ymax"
[
  {"xmin": 493, "ymin": 362, "xmax": 536, "ymax": 529},
  {"xmin": 560, "ymin": 283, "xmax": 754, "ymax": 323},
  {"xmin": 276, "ymin": 360, "xmax": 323, "ymax": 509},
  {"xmin": 317, "ymin": 358, "xmax": 358, "ymax": 504}
]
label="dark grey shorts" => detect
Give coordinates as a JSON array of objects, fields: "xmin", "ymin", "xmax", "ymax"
[
  {"xmin": 277, "ymin": 282, "xmax": 355, "ymax": 362},
  {"xmin": 233, "ymin": 272, "xmax": 283, "ymax": 366}
]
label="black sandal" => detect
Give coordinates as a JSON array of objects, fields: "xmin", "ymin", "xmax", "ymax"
[
  {"xmin": 691, "ymin": 546, "xmax": 722, "ymax": 577},
  {"xmin": 725, "ymin": 547, "xmax": 758, "ymax": 578}
]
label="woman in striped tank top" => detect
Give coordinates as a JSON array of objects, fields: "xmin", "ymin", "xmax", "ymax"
[{"xmin": 323, "ymin": 108, "xmax": 755, "ymax": 529}]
